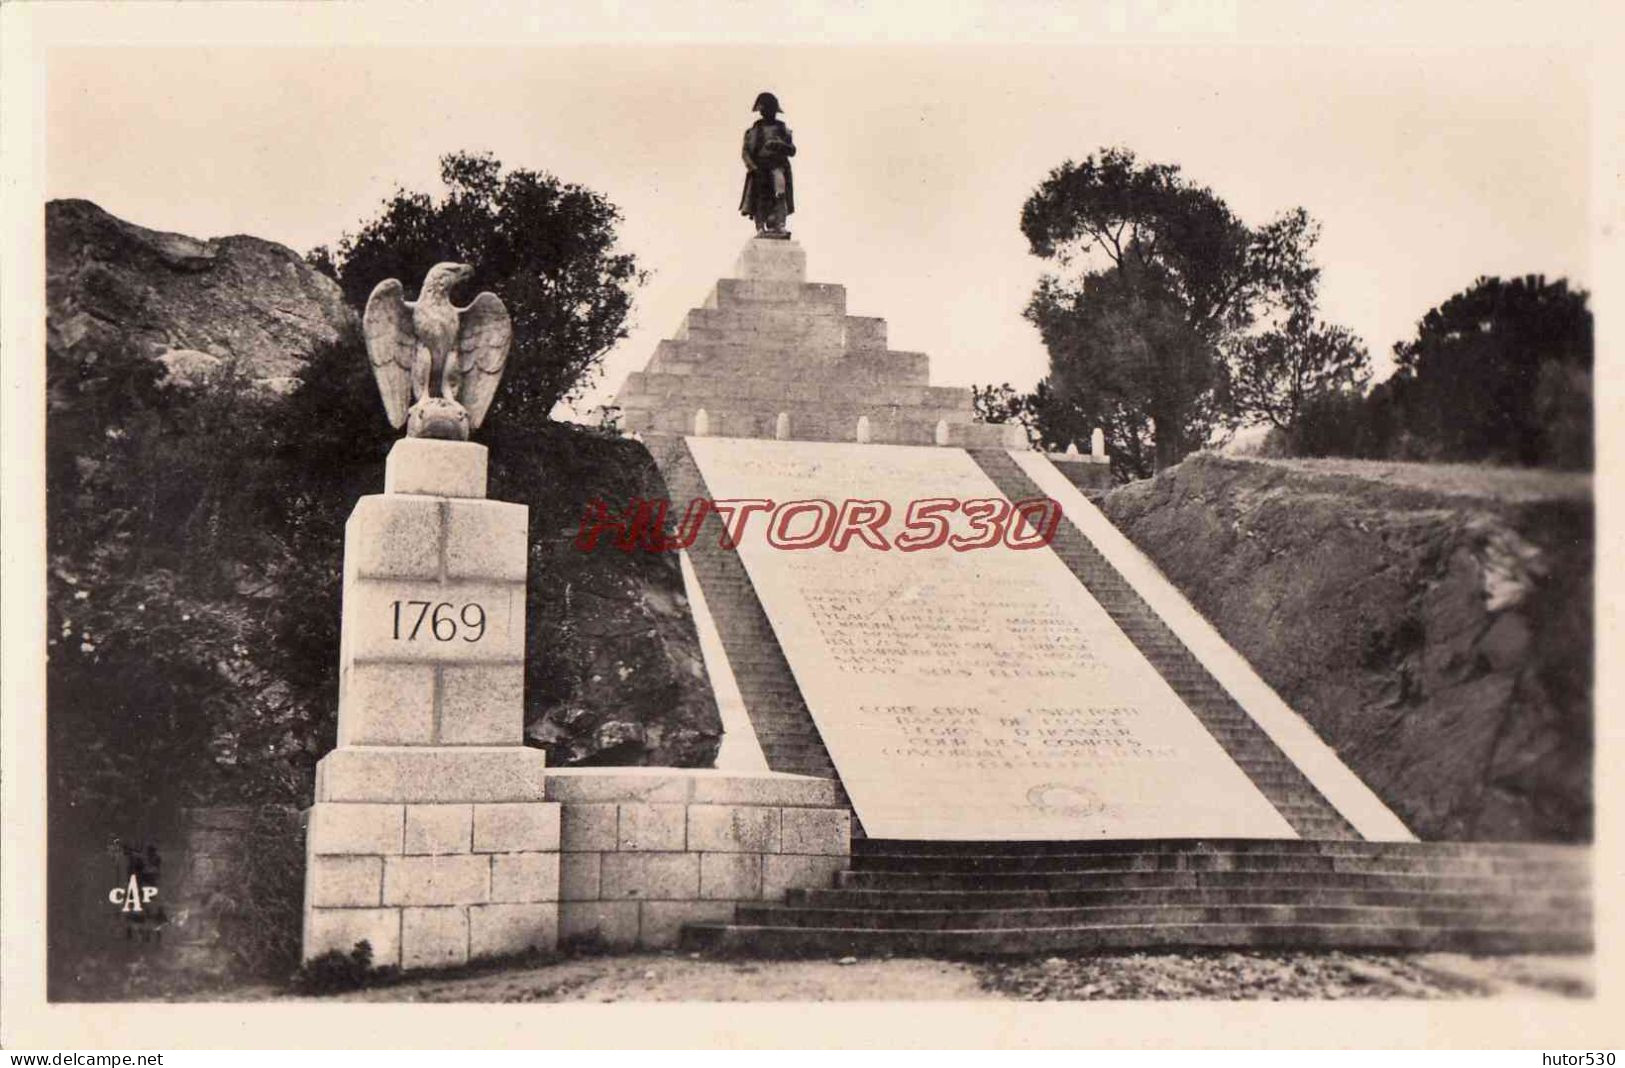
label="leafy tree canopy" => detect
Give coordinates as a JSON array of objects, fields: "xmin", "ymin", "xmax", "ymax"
[
  {"xmin": 1379, "ymin": 274, "xmax": 1592, "ymax": 467},
  {"xmin": 311, "ymin": 151, "xmax": 647, "ymax": 423},
  {"xmin": 1021, "ymin": 147, "xmax": 1318, "ymax": 339},
  {"xmin": 1017, "ymin": 147, "xmax": 1322, "ymax": 475},
  {"xmin": 1229, "ymin": 308, "xmax": 1370, "ymax": 437},
  {"xmin": 1273, "ymin": 274, "xmax": 1591, "ymax": 469}
]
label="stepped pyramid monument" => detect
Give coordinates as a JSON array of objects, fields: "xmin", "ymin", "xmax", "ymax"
[
  {"xmin": 614, "ymin": 235, "xmax": 1406, "ymax": 840},
  {"xmin": 615, "ymin": 239, "xmax": 1024, "ymax": 449},
  {"xmin": 605, "ymin": 233, "xmax": 1591, "ymax": 955},
  {"xmin": 299, "ymin": 109, "xmax": 1587, "ymax": 963}
]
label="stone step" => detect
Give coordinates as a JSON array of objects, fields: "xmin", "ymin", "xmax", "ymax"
[
  {"xmin": 762, "ymin": 751, "xmax": 831, "ymax": 765},
  {"xmin": 758, "ymin": 741, "xmax": 834, "ymax": 758},
  {"xmin": 965, "ymin": 450, "xmax": 1361, "ymax": 841},
  {"xmin": 1269, "ymin": 798, "xmax": 1355, "ymax": 813},
  {"xmin": 733, "ymin": 902, "xmax": 1589, "ymax": 932},
  {"xmin": 750, "ymin": 723, "xmax": 825, "ymax": 737},
  {"xmin": 749, "ymin": 721, "xmax": 824, "ymax": 735},
  {"xmin": 1234, "ymin": 773, "xmax": 1310, "ymax": 787},
  {"xmin": 761, "ymin": 741, "xmax": 838, "ymax": 759},
  {"xmin": 1202, "ymin": 728, "xmax": 1274, "ymax": 744},
  {"xmin": 710, "ymin": 278, "xmax": 848, "ymax": 314},
  {"xmin": 682, "ymin": 921, "xmax": 1593, "ymax": 956},
  {"xmin": 758, "ymin": 736, "xmax": 830, "ymax": 750},
  {"xmin": 747, "ymin": 717, "xmax": 828, "ymax": 735},
  {"xmin": 1248, "ymin": 778, "xmax": 1321, "ymax": 793},
  {"xmin": 1203, "ymin": 720, "xmax": 1278, "ymax": 734},
  {"xmin": 848, "ymin": 838, "xmax": 1588, "ymax": 858},
  {"xmin": 1111, "ymin": 634, "xmax": 1191, "ymax": 649},
  {"xmin": 1292, "ymin": 821, "xmax": 1366, "ymax": 838},
  {"xmin": 762, "ymin": 755, "xmax": 836, "ymax": 773},
  {"xmin": 787, "ymin": 885, "xmax": 1590, "ymax": 912},
  {"xmin": 835, "ymin": 868, "xmax": 1577, "ymax": 892},
  {"xmin": 756, "ymin": 741, "xmax": 830, "ymax": 755},
  {"xmin": 749, "ymin": 713, "xmax": 821, "ymax": 727},
  {"xmin": 762, "ymin": 761, "xmax": 838, "ymax": 777},
  {"xmin": 1236, "ymin": 762, "xmax": 1311, "ymax": 775},
  {"xmin": 767, "ymin": 763, "xmax": 839, "ymax": 780},
  {"xmin": 847, "ymin": 852, "xmax": 1584, "ymax": 876},
  {"xmin": 746, "ymin": 710, "xmax": 820, "ymax": 727},
  {"xmin": 679, "ymin": 835, "xmax": 1591, "ymax": 956},
  {"xmin": 737, "ymin": 685, "xmax": 812, "ymax": 705}
]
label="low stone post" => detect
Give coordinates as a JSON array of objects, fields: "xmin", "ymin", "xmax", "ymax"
[{"xmin": 302, "ymin": 439, "xmax": 560, "ymax": 970}]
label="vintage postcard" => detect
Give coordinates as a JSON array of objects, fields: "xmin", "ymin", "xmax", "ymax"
[{"xmin": 1, "ymin": 0, "xmax": 1617, "ymax": 1052}]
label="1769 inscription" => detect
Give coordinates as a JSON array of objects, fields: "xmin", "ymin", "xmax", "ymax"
[{"xmin": 389, "ymin": 599, "xmax": 487, "ymax": 643}]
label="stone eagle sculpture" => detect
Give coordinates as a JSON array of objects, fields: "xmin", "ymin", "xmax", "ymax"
[{"xmin": 362, "ymin": 262, "xmax": 513, "ymax": 440}]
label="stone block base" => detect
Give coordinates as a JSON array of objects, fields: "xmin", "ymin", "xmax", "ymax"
[
  {"xmin": 545, "ymin": 768, "xmax": 851, "ymax": 949},
  {"xmin": 315, "ymin": 746, "xmax": 549, "ymax": 803},
  {"xmin": 383, "ymin": 438, "xmax": 488, "ymax": 498},
  {"xmin": 305, "ymin": 900, "xmax": 559, "ymax": 970},
  {"xmin": 304, "ymin": 439, "xmax": 554, "ymax": 971},
  {"xmin": 302, "ymin": 790, "xmax": 561, "ymax": 967},
  {"xmin": 1046, "ymin": 450, "xmax": 1113, "ymax": 494},
  {"xmin": 612, "ymin": 235, "xmax": 1023, "ymax": 450}
]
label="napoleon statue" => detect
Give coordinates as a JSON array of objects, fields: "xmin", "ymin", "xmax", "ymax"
[{"xmin": 739, "ymin": 91, "xmax": 796, "ymax": 238}]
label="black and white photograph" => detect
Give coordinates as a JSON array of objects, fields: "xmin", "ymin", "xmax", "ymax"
[{"xmin": 0, "ymin": 0, "xmax": 1616, "ymax": 1053}]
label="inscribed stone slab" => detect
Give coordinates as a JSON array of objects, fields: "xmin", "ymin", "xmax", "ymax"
[{"xmin": 686, "ymin": 437, "xmax": 1294, "ymax": 840}]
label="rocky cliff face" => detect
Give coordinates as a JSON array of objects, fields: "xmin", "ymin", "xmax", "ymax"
[
  {"xmin": 46, "ymin": 199, "xmax": 357, "ymax": 390},
  {"xmin": 484, "ymin": 424, "xmax": 722, "ymax": 767},
  {"xmin": 44, "ymin": 200, "xmax": 721, "ymax": 773},
  {"xmin": 1102, "ymin": 455, "xmax": 1591, "ymax": 842}
]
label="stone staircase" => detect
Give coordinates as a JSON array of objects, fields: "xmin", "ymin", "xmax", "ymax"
[
  {"xmin": 616, "ymin": 238, "xmax": 1012, "ymax": 447},
  {"xmin": 682, "ymin": 838, "xmax": 1593, "ymax": 955},
  {"xmin": 656, "ymin": 437, "xmax": 842, "ymax": 782},
  {"xmin": 969, "ymin": 450, "xmax": 1359, "ymax": 840}
]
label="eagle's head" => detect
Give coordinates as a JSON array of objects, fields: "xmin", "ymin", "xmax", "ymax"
[{"xmin": 422, "ymin": 261, "xmax": 475, "ymax": 297}]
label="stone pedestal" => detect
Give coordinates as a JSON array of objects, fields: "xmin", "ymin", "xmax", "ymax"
[
  {"xmin": 734, "ymin": 236, "xmax": 807, "ymax": 282},
  {"xmin": 302, "ymin": 440, "xmax": 560, "ymax": 969},
  {"xmin": 612, "ymin": 236, "xmax": 1018, "ymax": 446}
]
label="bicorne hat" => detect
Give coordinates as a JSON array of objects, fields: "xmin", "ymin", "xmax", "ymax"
[{"xmin": 752, "ymin": 91, "xmax": 782, "ymax": 115}]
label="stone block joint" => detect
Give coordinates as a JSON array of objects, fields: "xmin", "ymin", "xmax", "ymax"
[
  {"xmin": 304, "ymin": 437, "xmax": 560, "ymax": 969},
  {"xmin": 613, "ymin": 236, "xmax": 1025, "ymax": 449}
]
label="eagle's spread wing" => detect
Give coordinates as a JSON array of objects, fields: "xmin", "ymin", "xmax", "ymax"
[
  {"xmin": 456, "ymin": 292, "xmax": 513, "ymax": 430},
  {"xmin": 362, "ymin": 278, "xmax": 417, "ymax": 428}
]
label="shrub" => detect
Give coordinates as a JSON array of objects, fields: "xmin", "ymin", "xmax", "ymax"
[{"xmin": 291, "ymin": 940, "xmax": 398, "ymax": 995}]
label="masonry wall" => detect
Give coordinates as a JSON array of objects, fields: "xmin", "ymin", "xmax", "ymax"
[
  {"xmin": 303, "ymin": 800, "xmax": 561, "ymax": 969},
  {"xmin": 614, "ymin": 237, "xmax": 1019, "ymax": 449},
  {"xmin": 548, "ymin": 770, "xmax": 851, "ymax": 949}
]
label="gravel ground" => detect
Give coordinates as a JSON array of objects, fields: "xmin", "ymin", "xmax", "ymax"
[
  {"xmin": 208, "ymin": 949, "xmax": 1593, "ymax": 1003},
  {"xmin": 321, "ymin": 951, "xmax": 991, "ymax": 1003},
  {"xmin": 975, "ymin": 950, "xmax": 1594, "ymax": 1001}
]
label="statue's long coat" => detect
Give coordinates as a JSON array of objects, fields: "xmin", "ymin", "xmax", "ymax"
[{"xmin": 739, "ymin": 118, "xmax": 796, "ymax": 218}]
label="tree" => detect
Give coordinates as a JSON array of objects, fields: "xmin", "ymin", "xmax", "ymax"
[
  {"xmin": 313, "ymin": 151, "xmax": 646, "ymax": 423},
  {"xmin": 1229, "ymin": 308, "xmax": 1370, "ymax": 438},
  {"xmin": 971, "ymin": 382, "xmax": 1040, "ymax": 444},
  {"xmin": 1020, "ymin": 147, "xmax": 1320, "ymax": 473},
  {"xmin": 975, "ymin": 376, "xmax": 1157, "ymax": 483},
  {"xmin": 1383, "ymin": 275, "xmax": 1591, "ymax": 467},
  {"xmin": 1289, "ymin": 387, "xmax": 1377, "ymax": 458},
  {"xmin": 1026, "ymin": 261, "xmax": 1227, "ymax": 480}
]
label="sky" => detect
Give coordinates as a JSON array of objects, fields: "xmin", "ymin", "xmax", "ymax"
[{"xmin": 41, "ymin": 12, "xmax": 1594, "ymax": 423}]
